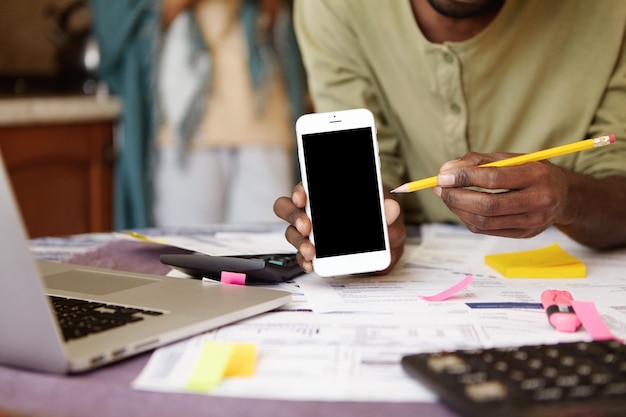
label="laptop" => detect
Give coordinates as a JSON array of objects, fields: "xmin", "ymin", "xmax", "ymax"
[{"xmin": 0, "ymin": 151, "xmax": 291, "ymax": 374}]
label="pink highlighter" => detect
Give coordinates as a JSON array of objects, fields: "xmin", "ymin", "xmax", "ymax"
[{"xmin": 541, "ymin": 290, "xmax": 582, "ymax": 332}]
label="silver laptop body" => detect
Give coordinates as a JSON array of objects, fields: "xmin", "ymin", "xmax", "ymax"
[{"xmin": 0, "ymin": 152, "xmax": 291, "ymax": 374}]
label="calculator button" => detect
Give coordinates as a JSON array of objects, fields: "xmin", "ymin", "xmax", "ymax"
[{"xmin": 464, "ymin": 381, "xmax": 507, "ymax": 402}]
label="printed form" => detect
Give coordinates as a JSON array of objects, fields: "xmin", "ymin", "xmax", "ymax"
[{"xmin": 132, "ymin": 224, "xmax": 626, "ymax": 402}]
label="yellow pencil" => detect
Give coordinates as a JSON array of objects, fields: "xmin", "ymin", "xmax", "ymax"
[{"xmin": 391, "ymin": 134, "xmax": 616, "ymax": 193}]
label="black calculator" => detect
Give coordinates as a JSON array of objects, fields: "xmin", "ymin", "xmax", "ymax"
[
  {"xmin": 160, "ymin": 253, "xmax": 303, "ymax": 284},
  {"xmin": 401, "ymin": 339, "xmax": 626, "ymax": 417}
]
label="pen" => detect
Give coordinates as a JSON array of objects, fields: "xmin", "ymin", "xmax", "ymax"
[{"xmin": 391, "ymin": 134, "xmax": 616, "ymax": 193}]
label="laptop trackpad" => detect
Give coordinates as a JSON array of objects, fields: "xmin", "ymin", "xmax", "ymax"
[{"xmin": 44, "ymin": 270, "xmax": 158, "ymax": 296}]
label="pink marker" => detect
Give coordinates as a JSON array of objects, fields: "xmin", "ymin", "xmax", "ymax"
[{"xmin": 541, "ymin": 290, "xmax": 582, "ymax": 333}]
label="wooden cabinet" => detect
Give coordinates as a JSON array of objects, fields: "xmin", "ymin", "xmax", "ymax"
[{"xmin": 0, "ymin": 96, "xmax": 120, "ymax": 238}]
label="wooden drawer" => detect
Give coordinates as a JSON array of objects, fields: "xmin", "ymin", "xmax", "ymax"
[{"xmin": 0, "ymin": 121, "xmax": 114, "ymax": 237}]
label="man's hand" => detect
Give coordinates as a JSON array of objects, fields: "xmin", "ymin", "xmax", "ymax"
[
  {"xmin": 273, "ymin": 183, "xmax": 406, "ymax": 274},
  {"xmin": 432, "ymin": 152, "xmax": 572, "ymax": 239},
  {"xmin": 273, "ymin": 183, "xmax": 315, "ymax": 273}
]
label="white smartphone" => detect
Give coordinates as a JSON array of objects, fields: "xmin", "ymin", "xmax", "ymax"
[{"xmin": 296, "ymin": 108, "xmax": 391, "ymax": 277}]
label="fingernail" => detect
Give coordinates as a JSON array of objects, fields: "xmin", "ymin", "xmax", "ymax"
[
  {"xmin": 432, "ymin": 186, "xmax": 442, "ymax": 197},
  {"xmin": 437, "ymin": 173, "xmax": 455, "ymax": 186}
]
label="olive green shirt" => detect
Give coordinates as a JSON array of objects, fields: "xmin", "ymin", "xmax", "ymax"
[{"xmin": 294, "ymin": 0, "xmax": 626, "ymax": 224}]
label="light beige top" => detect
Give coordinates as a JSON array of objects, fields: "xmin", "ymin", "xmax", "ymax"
[{"xmin": 158, "ymin": 0, "xmax": 293, "ymax": 150}]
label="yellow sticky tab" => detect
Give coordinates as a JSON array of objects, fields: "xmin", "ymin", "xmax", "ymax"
[
  {"xmin": 185, "ymin": 342, "xmax": 234, "ymax": 393},
  {"xmin": 224, "ymin": 343, "xmax": 257, "ymax": 377},
  {"xmin": 124, "ymin": 231, "xmax": 167, "ymax": 244},
  {"xmin": 485, "ymin": 243, "xmax": 586, "ymax": 278},
  {"xmin": 184, "ymin": 342, "xmax": 257, "ymax": 393}
]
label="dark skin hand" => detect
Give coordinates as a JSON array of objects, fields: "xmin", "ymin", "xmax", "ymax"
[
  {"xmin": 273, "ymin": 184, "xmax": 407, "ymax": 273},
  {"xmin": 433, "ymin": 152, "xmax": 626, "ymax": 250},
  {"xmin": 274, "ymin": 150, "xmax": 626, "ymax": 274}
]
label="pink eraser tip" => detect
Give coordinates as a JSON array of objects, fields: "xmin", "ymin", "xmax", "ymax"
[{"xmin": 609, "ymin": 134, "xmax": 616, "ymax": 143}]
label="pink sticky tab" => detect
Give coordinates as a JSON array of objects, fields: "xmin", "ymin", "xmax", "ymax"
[
  {"xmin": 571, "ymin": 300, "xmax": 622, "ymax": 342},
  {"xmin": 221, "ymin": 271, "xmax": 247, "ymax": 286},
  {"xmin": 420, "ymin": 274, "xmax": 473, "ymax": 302}
]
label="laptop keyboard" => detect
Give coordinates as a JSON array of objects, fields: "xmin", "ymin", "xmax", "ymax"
[
  {"xmin": 401, "ymin": 340, "xmax": 626, "ymax": 417},
  {"xmin": 49, "ymin": 296, "xmax": 163, "ymax": 341}
]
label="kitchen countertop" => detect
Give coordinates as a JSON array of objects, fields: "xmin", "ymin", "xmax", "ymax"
[{"xmin": 0, "ymin": 93, "xmax": 122, "ymax": 127}]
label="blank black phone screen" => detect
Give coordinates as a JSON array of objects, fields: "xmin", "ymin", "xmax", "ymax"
[{"xmin": 302, "ymin": 127, "xmax": 386, "ymax": 258}]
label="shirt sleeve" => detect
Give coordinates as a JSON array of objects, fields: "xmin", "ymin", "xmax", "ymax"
[{"xmin": 576, "ymin": 22, "xmax": 626, "ymax": 179}]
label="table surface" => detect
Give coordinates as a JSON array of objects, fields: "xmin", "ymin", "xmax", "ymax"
[{"xmin": 0, "ymin": 230, "xmax": 460, "ymax": 417}]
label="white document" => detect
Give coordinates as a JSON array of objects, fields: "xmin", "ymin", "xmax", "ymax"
[
  {"xmin": 133, "ymin": 224, "xmax": 626, "ymax": 402},
  {"xmin": 133, "ymin": 311, "xmax": 478, "ymax": 402}
]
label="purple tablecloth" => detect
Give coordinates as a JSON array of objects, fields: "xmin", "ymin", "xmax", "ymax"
[{"xmin": 1, "ymin": 236, "xmax": 460, "ymax": 417}]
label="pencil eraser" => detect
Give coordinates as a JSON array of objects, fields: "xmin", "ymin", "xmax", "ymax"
[{"xmin": 608, "ymin": 134, "xmax": 616, "ymax": 143}]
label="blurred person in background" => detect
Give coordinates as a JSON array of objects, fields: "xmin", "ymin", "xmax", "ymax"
[
  {"xmin": 155, "ymin": 0, "xmax": 306, "ymax": 226},
  {"xmin": 91, "ymin": 0, "xmax": 306, "ymax": 228}
]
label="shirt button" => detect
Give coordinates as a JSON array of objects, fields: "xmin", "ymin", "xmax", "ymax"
[
  {"xmin": 443, "ymin": 52, "xmax": 454, "ymax": 63},
  {"xmin": 450, "ymin": 103, "xmax": 461, "ymax": 114}
]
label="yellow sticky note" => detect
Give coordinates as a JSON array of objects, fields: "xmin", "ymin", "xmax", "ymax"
[
  {"xmin": 224, "ymin": 343, "xmax": 256, "ymax": 377},
  {"xmin": 185, "ymin": 342, "xmax": 233, "ymax": 392},
  {"xmin": 184, "ymin": 342, "xmax": 257, "ymax": 393},
  {"xmin": 485, "ymin": 243, "xmax": 586, "ymax": 278}
]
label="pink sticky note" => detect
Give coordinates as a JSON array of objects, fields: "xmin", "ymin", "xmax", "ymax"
[
  {"xmin": 220, "ymin": 271, "xmax": 247, "ymax": 286},
  {"xmin": 420, "ymin": 274, "xmax": 473, "ymax": 301},
  {"xmin": 571, "ymin": 300, "xmax": 622, "ymax": 342}
]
